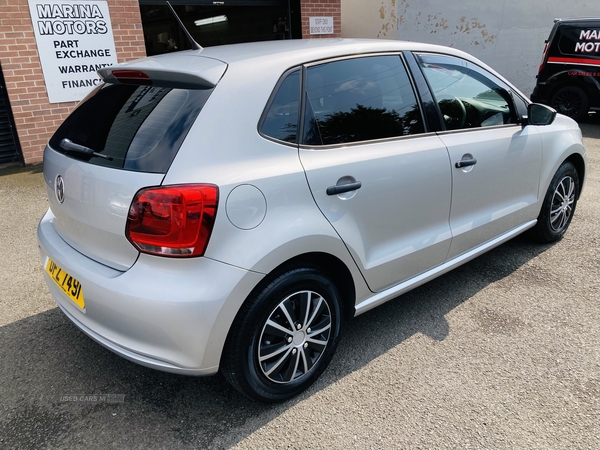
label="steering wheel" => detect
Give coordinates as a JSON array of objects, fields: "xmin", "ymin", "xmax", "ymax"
[{"xmin": 439, "ymin": 97, "xmax": 467, "ymax": 130}]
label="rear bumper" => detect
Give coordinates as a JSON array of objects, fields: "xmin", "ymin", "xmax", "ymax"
[
  {"xmin": 38, "ymin": 209, "xmax": 264, "ymax": 375},
  {"xmin": 54, "ymin": 300, "xmax": 212, "ymax": 375}
]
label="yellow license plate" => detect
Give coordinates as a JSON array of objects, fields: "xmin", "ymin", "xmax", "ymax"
[{"xmin": 46, "ymin": 258, "xmax": 85, "ymax": 309}]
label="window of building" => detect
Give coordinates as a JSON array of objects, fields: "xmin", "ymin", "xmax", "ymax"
[{"xmin": 139, "ymin": 1, "xmax": 301, "ymax": 55}]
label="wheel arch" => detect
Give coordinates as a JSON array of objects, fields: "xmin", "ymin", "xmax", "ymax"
[
  {"xmin": 538, "ymin": 150, "xmax": 586, "ymax": 211},
  {"xmin": 212, "ymin": 251, "xmax": 358, "ymax": 374},
  {"xmin": 531, "ymin": 153, "xmax": 583, "ymax": 243},
  {"xmin": 230, "ymin": 251, "xmax": 357, "ymax": 330},
  {"xmin": 536, "ymin": 116, "xmax": 587, "ymax": 210},
  {"xmin": 263, "ymin": 252, "xmax": 357, "ymax": 322},
  {"xmin": 565, "ymin": 152, "xmax": 586, "ymax": 199},
  {"xmin": 218, "ymin": 252, "xmax": 357, "ymax": 400},
  {"xmin": 546, "ymin": 72, "xmax": 600, "ymax": 101}
]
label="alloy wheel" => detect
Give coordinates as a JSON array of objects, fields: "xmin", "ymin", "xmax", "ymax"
[
  {"xmin": 258, "ymin": 290, "xmax": 331, "ymax": 384},
  {"xmin": 550, "ymin": 175, "xmax": 575, "ymax": 232}
]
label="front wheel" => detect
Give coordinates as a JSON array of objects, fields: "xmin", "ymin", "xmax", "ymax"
[
  {"xmin": 221, "ymin": 267, "xmax": 342, "ymax": 402},
  {"xmin": 531, "ymin": 161, "xmax": 580, "ymax": 243}
]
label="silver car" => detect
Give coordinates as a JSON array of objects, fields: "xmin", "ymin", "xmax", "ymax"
[{"xmin": 38, "ymin": 39, "xmax": 587, "ymax": 402}]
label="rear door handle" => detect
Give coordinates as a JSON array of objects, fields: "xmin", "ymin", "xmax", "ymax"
[
  {"xmin": 455, "ymin": 158, "xmax": 477, "ymax": 168},
  {"xmin": 326, "ymin": 181, "xmax": 362, "ymax": 196}
]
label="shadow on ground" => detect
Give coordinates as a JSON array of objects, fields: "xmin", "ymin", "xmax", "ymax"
[{"xmin": 0, "ymin": 232, "xmax": 553, "ymax": 449}]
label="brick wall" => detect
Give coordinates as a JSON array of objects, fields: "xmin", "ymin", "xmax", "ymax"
[
  {"xmin": 301, "ymin": 0, "xmax": 342, "ymax": 39},
  {"xmin": 0, "ymin": 0, "xmax": 146, "ymax": 165}
]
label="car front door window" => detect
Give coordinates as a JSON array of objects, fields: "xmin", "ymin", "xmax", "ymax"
[{"xmin": 419, "ymin": 54, "xmax": 516, "ymax": 131}]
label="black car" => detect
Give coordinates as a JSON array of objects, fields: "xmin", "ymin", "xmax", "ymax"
[{"xmin": 531, "ymin": 18, "xmax": 600, "ymax": 121}]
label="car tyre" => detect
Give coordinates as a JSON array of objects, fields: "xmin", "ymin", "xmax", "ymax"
[
  {"xmin": 531, "ymin": 161, "xmax": 580, "ymax": 243},
  {"xmin": 221, "ymin": 266, "xmax": 342, "ymax": 403},
  {"xmin": 550, "ymin": 86, "xmax": 589, "ymax": 122}
]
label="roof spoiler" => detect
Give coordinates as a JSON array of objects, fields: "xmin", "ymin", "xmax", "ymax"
[{"xmin": 97, "ymin": 67, "xmax": 219, "ymax": 89}]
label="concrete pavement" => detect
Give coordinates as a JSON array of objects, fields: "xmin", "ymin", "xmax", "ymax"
[{"xmin": 1, "ymin": 117, "xmax": 599, "ymax": 449}]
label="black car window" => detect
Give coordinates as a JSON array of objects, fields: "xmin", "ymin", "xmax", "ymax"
[
  {"xmin": 302, "ymin": 55, "xmax": 424, "ymax": 146},
  {"xmin": 49, "ymin": 84, "xmax": 212, "ymax": 173},
  {"xmin": 418, "ymin": 54, "xmax": 516, "ymax": 131},
  {"xmin": 260, "ymin": 70, "xmax": 300, "ymax": 144},
  {"xmin": 512, "ymin": 91, "xmax": 528, "ymax": 118},
  {"xmin": 558, "ymin": 27, "xmax": 600, "ymax": 58}
]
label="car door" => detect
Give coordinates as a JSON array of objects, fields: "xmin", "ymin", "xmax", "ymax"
[
  {"xmin": 298, "ymin": 55, "xmax": 453, "ymax": 292},
  {"xmin": 416, "ymin": 53, "xmax": 543, "ymax": 259}
]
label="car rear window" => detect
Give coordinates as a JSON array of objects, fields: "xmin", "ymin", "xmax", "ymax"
[{"xmin": 49, "ymin": 83, "xmax": 213, "ymax": 173}]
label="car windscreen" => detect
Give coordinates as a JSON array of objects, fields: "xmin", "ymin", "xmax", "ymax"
[{"xmin": 49, "ymin": 83, "xmax": 213, "ymax": 173}]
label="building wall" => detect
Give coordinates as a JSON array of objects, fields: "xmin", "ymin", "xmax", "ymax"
[
  {"xmin": 341, "ymin": 0, "xmax": 398, "ymax": 39},
  {"xmin": 0, "ymin": 0, "xmax": 146, "ymax": 165},
  {"xmin": 301, "ymin": 0, "xmax": 342, "ymax": 39},
  {"xmin": 341, "ymin": 0, "xmax": 594, "ymax": 96}
]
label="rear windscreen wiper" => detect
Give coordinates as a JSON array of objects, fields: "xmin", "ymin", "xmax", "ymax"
[{"xmin": 60, "ymin": 138, "xmax": 113, "ymax": 161}]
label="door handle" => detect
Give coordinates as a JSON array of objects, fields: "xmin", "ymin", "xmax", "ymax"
[
  {"xmin": 326, "ymin": 181, "xmax": 362, "ymax": 196},
  {"xmin": 455, "ymin": 158, "xmax": 477, "ymax": 168}
]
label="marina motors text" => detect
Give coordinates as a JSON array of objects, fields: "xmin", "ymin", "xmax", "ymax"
[
  {"xmin": 576, "ymin": 29, "xmax": 600, "ymax": 53},
  {"xmin": 35, "ymin": 3, "xmax": 108, "ymax": 35}
]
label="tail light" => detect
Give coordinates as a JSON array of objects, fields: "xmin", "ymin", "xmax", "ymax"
[
  {"xmin": 538, "ymin": 41, "xmax": 549, "ymax": 74},
  {"xmin": 126, "ymin": 184, "xmax": 218, "ymax": 257}
]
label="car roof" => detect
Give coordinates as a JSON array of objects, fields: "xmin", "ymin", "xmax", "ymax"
[
  {"xmin": 554, "ymin": 17, "xmax": 600, "ymax": 26},
  {"xmin": 118, "ymin": 38, "xmax": 474, "ymax": 74},
  {"xmin": 194, "ymin": 38, "xmax": 461, "ymax": 64},
  {"xmin": 103, "ymin": 38, "xmax": 510, "ymax": 92}
]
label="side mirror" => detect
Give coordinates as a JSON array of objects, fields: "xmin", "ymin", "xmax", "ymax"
[{"xmin": 523, "ymin": 103, "xmax": 557, "ymax": 126}]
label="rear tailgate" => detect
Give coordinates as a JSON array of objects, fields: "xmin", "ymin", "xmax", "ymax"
[
  {"xmin": 43, "ymin": 149, "xmax": 163, "ymax": 270},
  {"xmin": 43, "ymin": 54, "xmax": 226, "ymax": 270}
]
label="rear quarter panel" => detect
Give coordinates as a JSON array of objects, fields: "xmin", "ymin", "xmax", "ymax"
[{"xmin": 162, "ymin": 57, "xmax": 371, "ymax": 301}]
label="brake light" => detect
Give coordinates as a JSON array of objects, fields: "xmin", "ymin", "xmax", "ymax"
[
  {"xmin": 111, "ymin": 70, "xmax": 152, "ymax": 85},
  {"xmin": 126, "ymin": 184, "xmax": 218, "ymax": 257}
]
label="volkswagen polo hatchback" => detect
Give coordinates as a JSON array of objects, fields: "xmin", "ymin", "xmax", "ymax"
[{"xmin": 38, "ymin": 39, "xmax": 587, "ymax": 402}]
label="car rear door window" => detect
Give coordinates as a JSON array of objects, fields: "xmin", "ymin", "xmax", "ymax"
[
  {"xmin": 302, "ymin": 55, "xmax": 424, "ymax": 145},
  {"xmin": 260, "ymin": 70, "xmax": 300, "ymax": 144},
  {"xmin": 418, "ymin": 54, "xmax": 517, "ymax": 131}
]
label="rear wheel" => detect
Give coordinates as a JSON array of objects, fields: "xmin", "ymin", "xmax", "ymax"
[
  {"xmin": 531, "ymin": 161, "xmax": 579, "ymax": 243},
  {"xmin": 221, "ymin": 266, "xmax": 342, "ymax": 402},
  {"xmin": 550, "ymin": 86, "xmax": 589, "ymax": 122}
]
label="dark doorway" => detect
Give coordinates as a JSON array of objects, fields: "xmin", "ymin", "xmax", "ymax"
[
  {"xmin": 0, "ymin": 63, "xmax": 23, "ymax": 166},
  {"xmin": 139, "ymin": 0, "xmax": 302, "ymax": 56}
]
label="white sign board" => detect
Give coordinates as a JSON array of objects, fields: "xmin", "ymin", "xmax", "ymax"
[
  {"xmin": 309, "ymin": 17, "xmax": 334, "ymax": 35},
  {"xmin": 28, "ymin": 0, "xmax": 118, "ymax": 103}
]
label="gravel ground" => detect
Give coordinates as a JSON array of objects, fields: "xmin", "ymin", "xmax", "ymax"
[{"xmin": 0, "ymin": 117, "xmax": 598, "ymax": 449}]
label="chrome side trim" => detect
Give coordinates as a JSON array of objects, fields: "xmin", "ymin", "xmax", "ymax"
[{"xmin": 354, "ymin": 220, "xmax": 537, "ymax": 316}]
